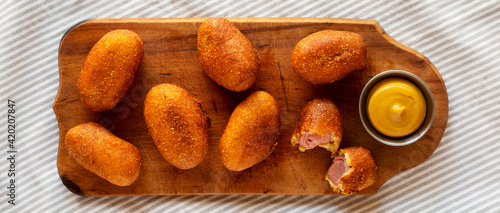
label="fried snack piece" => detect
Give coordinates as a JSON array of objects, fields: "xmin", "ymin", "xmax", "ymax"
[
  {"xmin": 197, "ymin": 17, "xmax": 260, "ymax": 92},
  {"xmin": 144, "ymin": 84, "xmax": 209, "ymax": 170},
  {"xmin": 326, "ymin": 147, "xmax": 377, "ymax": 195},
  {"xmin": 78, "ymin": 29, "xmax": 144, "ymax": 111},
  {"xmin": 65, "ymin": 122, "xmax": 142, "ymax": 186},
  {"xmin": 291, "ymin": 98, "xmax": 343, "ymax": 154},
  {"xmin": 291, "ymin": 30, "xmax": 366, "ymax": 85},
  {"xmin": 219, "ymin": 91, "xmax": 280, "ymax": 171}
]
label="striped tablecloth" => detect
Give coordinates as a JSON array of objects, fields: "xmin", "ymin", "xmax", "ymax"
[{"xmin": 1, "ymin": 0, "xmax": 500, "ymax": 212}]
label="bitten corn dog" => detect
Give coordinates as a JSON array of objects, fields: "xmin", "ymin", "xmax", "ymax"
[{"xmin": 291, "ymin": 98, "xmax": 343, "ymax": 154}]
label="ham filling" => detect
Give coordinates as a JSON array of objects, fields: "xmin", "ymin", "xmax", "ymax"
[
  {"xmin": 327, "ymin": 154, "xmax": 351, "ymax": 185},
  {"xmin": 298, "ymin": 131, "xmax": 331, "ymax": 149}
]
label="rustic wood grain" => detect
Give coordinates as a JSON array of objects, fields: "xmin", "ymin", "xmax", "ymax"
[{"xmin": 54, "ymin": 18, "xmax": 448, "ymax": 196}]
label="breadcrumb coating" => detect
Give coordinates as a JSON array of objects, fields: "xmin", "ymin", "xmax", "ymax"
[
  {"xmin": 78, "ymin": 29, "xmax": 143, "ymax": 111},
  {"xmin": 219, "ymin": 91, "xmax": 280, "ymax": 171},
  {"xmin": 65, "ymin": 122, "xmax": 142, "ymax": 186},
  {"xmin": 144, "ymin": 84, "xmax": 209, "ymax": 170},
  {"xmin": 291, "ymin": 30, "xmax": 366, "ymax": 85},
  {"xmin": 197, "ymin": 17, "xmax": 259, "ymax": 92}
]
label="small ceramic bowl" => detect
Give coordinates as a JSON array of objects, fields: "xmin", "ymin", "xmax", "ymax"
[{"xmin": 359, "ymin": 70, "xmax": 435, "ymax": 146}]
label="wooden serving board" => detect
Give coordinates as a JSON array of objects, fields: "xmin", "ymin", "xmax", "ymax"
[{"xmin": 54, "ymin": 18, "xmax": 448, "ymax": 196}]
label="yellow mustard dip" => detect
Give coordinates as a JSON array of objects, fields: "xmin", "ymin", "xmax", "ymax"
[{"xmin": 367, "ymin": 77, "xmax": 426, "ymax": 137}]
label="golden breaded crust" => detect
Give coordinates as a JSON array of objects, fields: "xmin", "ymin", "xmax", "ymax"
[
  {"xmin": 219, "ymin": 91, "xmax": 280, "ymax": 171},
  {"xmin": 144, "ymin": 84, "xmax": 209, "ymax": 170},
  {"xmin": 326, "ymin": 147, "xmax": 377, "ymax": 195},
  {"xmin": 65, "ymin": 122, "xmax": 142, "ymax": 186},
  {"xmin": 291, "ymin": 98, "xmax": 343, "ymax": 153},
  {"xmin": 197, "ymin": 17, "xmax": 260, "ymax": 92},
  {"xmin": 78, "ymin": 29, "xmax": 144, "ymax": 111},
  {"xmin": 291, "ymin": 30, "xmax": 366, "ymax": 85}
]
